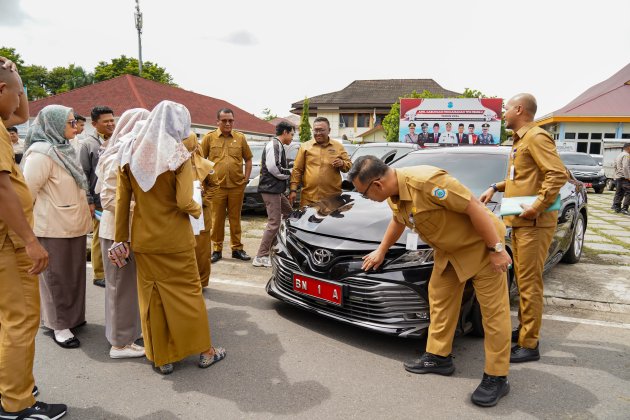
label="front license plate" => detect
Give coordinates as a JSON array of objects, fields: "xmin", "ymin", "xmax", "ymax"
[
  {"xmin": 293, "ymin": 274, "xmax": 343, "ymax": 306},
  {"xmin": 584, "ymin": 183, "xmax": 592, "ymax": 188}
]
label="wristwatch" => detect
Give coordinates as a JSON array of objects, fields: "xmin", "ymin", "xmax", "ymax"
[
  {"xmin": 490, "ymin": 183, "xmax": 499, "ymax": 192},
  {"xmin": 488, "ymin": 242, "xmax": 504, "ymax": 253}
]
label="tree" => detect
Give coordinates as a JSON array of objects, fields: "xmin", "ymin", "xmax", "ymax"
[
  {"xmin": 47, "ymin": 65, "xmax": 94, "ymax": 95},
  {"xmin": 299, "ymin": 98, "xmax": 311, "ymax": 142},
  {"xmin": 0, "ymin": 47, "xmax": 24, "ymax": 71},
  {"xmin": 21, "ymin": 65, "xmax": 49, "ymax": 100},
  {"xmin": 94, "ymin": 55, "xmax": 176, "ymax": 85},
  {"xmin": 382, "ymin": 90, "xmax": 443, "ymax": 142},
  {"xmin": 261, "ymin": 108, "xmax": 277, "ymax": 121}
]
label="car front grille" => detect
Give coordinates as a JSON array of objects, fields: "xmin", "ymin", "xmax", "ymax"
[
  {"xmin": 271, "ymin": 255, "xmax": 428, "ymax": 327},
  {"xmin": 572, "ymin": 171, "xmax": 598, "ymax": 177}
]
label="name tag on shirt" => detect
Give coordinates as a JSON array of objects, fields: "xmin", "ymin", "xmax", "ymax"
[
  {"xmin": 406, "ymin": 232, "xmax": 419, "ymax": 250},
  {"xmin": 509, "ymin": 165, "xmax": 515, "ymax": 180}
]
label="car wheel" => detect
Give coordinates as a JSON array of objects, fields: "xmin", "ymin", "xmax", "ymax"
[
  {"xmin": 606, "ymin": 179, "xmax": 616, "ymax": 191},
  {"xmin": 593, "ymin": 186, "xmax": 604, "ymax": 194},
  {"xmin": 561, "ymin": 211, "xmax": 585, "ymax": 264}
]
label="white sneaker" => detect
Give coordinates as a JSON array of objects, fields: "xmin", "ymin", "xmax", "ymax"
[
  {"xmin": 252, "ymin": 256, "xmax": 272, "ymax": 267},
  {"xmin": 110, "ymin": 344, "xmax": 145, "ymax": 359}
]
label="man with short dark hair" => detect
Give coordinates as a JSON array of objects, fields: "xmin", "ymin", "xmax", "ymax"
[
  {"xmin": 0, "ymin": 56, "xmax": 67, "ymax": 420},
  {"xmin": 201, "ymin": 108, "xmax": 253, "ymax": 262},
  {"xmin": 349, "ymin": 155, "xmax": 512, "ymax": 407},
  {"xmin": 611, "ymin": 143, "xmax": 630, "ymax": 215},
  {"xmin": 253, "ymin": 122, "xmax": 294, "ymax": 267},
  {"xmin": 481, "ymin": 93, "xmax": 567, "ymax": 363},
  {"xmin": 428, "ymin": 123, "xmax": 440, "ymax": 143},
  {"xmin": 6, "ymin": 126, "xmax": 23, "ymax": 163},
  {"xmin": 289, "ymin": 117, "xmax": 351, "ymax": 207},
  {"xmin": 468, "ymin": 124, "xmax": 478, "ymax": 144},
  {"xmin": 457, "ymin": 123, "xmax": 469, "ymax": 144},
  {"xmin": 79, "ymin": 106, "xmax": 115, "ymax": 288}
]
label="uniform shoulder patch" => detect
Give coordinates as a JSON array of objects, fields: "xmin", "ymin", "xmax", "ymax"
[{"xmin": 431, "ymin": 187, "xmax": 448, "ymax": 200}]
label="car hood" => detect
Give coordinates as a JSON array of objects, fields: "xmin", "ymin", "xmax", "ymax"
[
  {"xmin": 287, "ymin": 192, "xmax": 499, "ymax": 246},
  {"xmin": 565, "ymin": 164, "xmax": 600, "ymax": 172}
]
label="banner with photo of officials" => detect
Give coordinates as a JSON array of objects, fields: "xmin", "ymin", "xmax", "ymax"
[{"xmin": 399, "ymin": 98, "xmax": 503, "ymax": 146}]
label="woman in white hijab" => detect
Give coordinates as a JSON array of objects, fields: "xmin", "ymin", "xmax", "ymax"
[
  {"xmin": 114, "ymin": 101, "xmax": 225, "ymax": 374},
  {"xmin": 95, "ymin": 108, "xmax": 149, "ymax": 359},
  {"xmin": 22, "ymin": 105, "xmax": 92, "ymax": 349}
]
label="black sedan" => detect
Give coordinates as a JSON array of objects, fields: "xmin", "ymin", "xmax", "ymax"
[
  {"xmin": 266, "ymin": 147, "xmax": 588, "ymax": 338},
  {"xmin": 560, "ymin": 152, "xmax": 606, "ymax": 194}
]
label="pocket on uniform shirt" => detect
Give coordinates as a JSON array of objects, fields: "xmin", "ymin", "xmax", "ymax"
[
  {"xmin": 413, "ymin": 210, "xmax": 443, "ymax": 235},
  {"xmin": 210, "ymin": 146, "xmax": 223, "ymax": 160},
  {"xmin": 228, "ymin": 146, "xmax": 242, "ymax": 159}
]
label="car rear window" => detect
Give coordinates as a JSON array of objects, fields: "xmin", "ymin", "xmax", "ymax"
[{"xmin": 391, "ymin": 152, "xmax": 508, "ymax": 196}]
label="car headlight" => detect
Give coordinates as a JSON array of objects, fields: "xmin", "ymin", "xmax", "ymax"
[
  {"xmin": 597, "ymin": 169, "xmax": 604, "ymax": 176},
  {"xmin": 278, "ymin": 221, "xmax": 287, "ymax": 245},
  {"xmin": 247, "ymin": 175, "xmax": 260, "ymax": 188},
  {"xmin": 386, "ymin": 249, "xmax": 434, "ymax": 270}
]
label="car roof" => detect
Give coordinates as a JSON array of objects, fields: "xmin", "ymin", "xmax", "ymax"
[
  {"xmin": 406, "ymin": 146, "xmax": 510, "ymax": 156},
  {"xmin": 358, "ymin": 142, "xmax": 417, "ymax": 148}
]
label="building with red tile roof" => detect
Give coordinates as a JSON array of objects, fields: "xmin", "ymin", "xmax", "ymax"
[
  {"xmin": 536, "ymin": 63, "xmax": 630, "ymax": 154},
  {"xmin": 28, "ymin": 74, "xmax": 275, "ymax": 139}
]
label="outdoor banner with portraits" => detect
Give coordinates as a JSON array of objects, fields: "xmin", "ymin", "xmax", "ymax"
[{"xmin": 399, "ymin": 98, "xmax": 503, "ymax": 146}]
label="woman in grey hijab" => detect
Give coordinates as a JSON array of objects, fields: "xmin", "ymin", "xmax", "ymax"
[{"xmin": 22, "ymin": 105, "xmax": 92, "ymax": 349}]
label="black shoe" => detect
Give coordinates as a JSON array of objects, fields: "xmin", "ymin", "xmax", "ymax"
[
  {"xmin": 403, "ymin": 352, "xmax": 455, "ymax": 376},
  {"xmin": 511, "ymin": 326, "xmax": 520, "ymax": 343},
  {"xmin": 0, "ymin": 401, "xmax": 67, "ymax": 419},
  {"xmin": 93, "ymin": 278, "xmax": 105, "ymax": 288},
  {"xmin": 510, "ymin": 343, "xmax": 540, "ymax": 363},
  {"xmin": 621, "ymin": 209, "xmax": 630, "ymax": 215},
  {"xmin": 211, "ymin": 251, "xmax": 222, "ymax": 263},
  {"xmin": 614, "ymin": 209, "xmax": 621, "ymax": 213},
  {"xmin": 471, "ymin": 373, "xmax": 510, "ymax": 407},
  {"xmin": 232, "ymin": 250, "xmax": 251, "ymax": 261}
]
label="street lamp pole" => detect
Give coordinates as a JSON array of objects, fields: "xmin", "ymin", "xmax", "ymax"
[{"xmin": 135, "ymin": 0, "xmax": 143, "ymax": 75}]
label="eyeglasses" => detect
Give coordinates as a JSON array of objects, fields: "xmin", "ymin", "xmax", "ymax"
[
  {"xmin": 360, "ymin": 177, "xmax": 380, "ymax": 199},
  {"xmin": 313, "ymin": 128, "xmax": 327, "ymax": 134},
  {"xmin": 67, "ymin": 119, "xmax": 77, "ymax": 128},
  {"xmin": 219, "ymin": 119, "xmax": 234, "ymax": 124}
]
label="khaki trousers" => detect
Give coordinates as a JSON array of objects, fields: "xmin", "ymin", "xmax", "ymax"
[
  {"xmin": 195, "ymin": 230, "xmax": 211, "ymax": 287},
  {"xmin": 512, "ymin": 226, "xmax": 555, "ymax": 349},
  {"xmin": 211, "ymin": 186, "xmax": 245, "ymax": 252},
  {"xmin": 0, "ymin": 238, "xmax": 38, "ymax": 412},
  {"xmin": 426, "ymin": 262, "xmax": 511, "ymax": 376},
  {"xmin": 92, "ymin": 217, "xmax": 104, "ymax": 279}
]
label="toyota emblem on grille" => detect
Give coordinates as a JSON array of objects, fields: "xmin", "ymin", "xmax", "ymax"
[{"xmin": 313, "ymin": 248, "xmax": 333, "ymax": 266}]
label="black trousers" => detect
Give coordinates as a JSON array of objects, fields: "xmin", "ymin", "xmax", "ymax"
[{"xmin": 612, "ymin": 178, "xmax": 630, "ymax": 210}]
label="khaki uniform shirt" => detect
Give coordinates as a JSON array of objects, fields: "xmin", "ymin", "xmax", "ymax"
[
  {"xmin": 388, "ymin": 166, "xmax": 505, "ymax": 281},
  {"xmin": 495, "ymin": 123, "xmax": 568, "ymax": 228},
  {"xmin": 289, "ymin": 138, "xmax": 352, "ymax": 205},
  {"xmin": 200, "ymin": 129, "xmax": 253, "ymax": 189},
  {"xmin": 0, "ymin": 120, "xmax": 34, "ymax": 249},
  {"xmin": 115, "ymin": 160, "xmax": 201, "ymax": 254}
]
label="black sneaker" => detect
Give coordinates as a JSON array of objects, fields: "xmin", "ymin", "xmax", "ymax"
[
  {"xmin": 0, "ymin": 401, "xmax": 67, "ymax": 419},
  {"xmin": 621, "ymin": 209, "xmax": 630, "ymax": 215},
  {"xmin": 471, "ymin": 373, "xmax": 510, "ymax": 407},
  {"xmin": 510, "ymin": 343, "xmax": 540, "ymax": 363},
  {"xmin": 403, "ymin": 352, "xmax": 455, "ymax": 376},
  {"xmin": 93, "ymin": 278, "xmax": 105, "ymax": 288}
]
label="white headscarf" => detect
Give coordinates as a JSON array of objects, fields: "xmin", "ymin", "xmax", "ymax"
[
  {"xmin": 117, "ymin": 100, "xmax": 192, "ymax": 192},
  {"xmin": 95, "ymin": 108, "xmax": 149, "ymax": 181}
]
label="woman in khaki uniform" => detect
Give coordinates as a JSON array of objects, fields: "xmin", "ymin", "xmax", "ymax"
[
  {"xmin": 114, "ymin": 101, "xmax": 225, "ymax": 374},
  {"xmin": 22, "ymin": 105, "xmax": 92, "ymax": 349},
  {"xmin": 183, "ymin": 133, "xmax": 219, "ymax": 287}
]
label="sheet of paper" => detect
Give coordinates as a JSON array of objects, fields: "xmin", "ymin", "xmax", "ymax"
[
  {"xmin": 189, "ymin": 180, "xmax": 204, "ymax": 235},
  {"xmin": 406, "ymin": 232, "xmax": 419, "ymax": 250}
]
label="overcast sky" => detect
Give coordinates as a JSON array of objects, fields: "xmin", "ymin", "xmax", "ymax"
[{"xmin": 2, "ymin": 0, "xmax": 629, "ymax": 120}]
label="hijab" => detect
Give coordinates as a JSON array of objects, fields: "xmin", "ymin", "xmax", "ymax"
[
  {"xmin": 117, "ymin": 100, "xmax": 192, "ymax": 192},
  {"xmin": 24, "ymin": 104, "xmax": 88, "ymax": 191},
  {"xmin": 183, "ymin": 132, "xmax": 214, "ymax": 181}
]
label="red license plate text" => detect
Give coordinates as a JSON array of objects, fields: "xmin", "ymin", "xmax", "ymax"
[{"xmin": 293, "ymin": 274, "xmax": 343, "ymax": 306}]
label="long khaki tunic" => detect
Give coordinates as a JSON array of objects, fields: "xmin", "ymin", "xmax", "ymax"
[
  {"xmin": 289, "ymin": 138, "xmax": 351, "ymax": 206},
  {"xmin": 115, "ymin": 161, "xmax": 211, "ymax": 366}
]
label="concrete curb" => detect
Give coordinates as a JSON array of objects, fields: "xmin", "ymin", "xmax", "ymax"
[{"xmin": 544, "ymin": 295, "xmax": 630, "ymax": 314}]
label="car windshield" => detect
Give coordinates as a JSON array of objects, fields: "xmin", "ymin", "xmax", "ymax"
[
  {"xmin": 249, "ymin": 145, "xmax": 265, "ymax": 165},
  {"xmin": 391, "ymin": 152, "xmax": 508, "ymax": 197},
  {"xmin": 560, "ymin": 153, "xmax": 597, "ymax": 166},
  {"xmin": 344, "ymin": 144, "xmax": 358, "ymax": 155},
  {"xmin": 351, "ymin": 146, "xmax": 402, "ymax": 162}
]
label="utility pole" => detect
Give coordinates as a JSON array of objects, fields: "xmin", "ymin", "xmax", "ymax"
[{"xmin": 135, "ymin": 0, "xmax": 143, "ymax": 75}]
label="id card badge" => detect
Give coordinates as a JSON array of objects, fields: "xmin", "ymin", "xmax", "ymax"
[
  {"xmin": 509, "ymin": 165, "xmax": 515, "ymax": 181},
  {"xmin": 406, "ymin": 232, "xmax": 419, "ymax": 250}
]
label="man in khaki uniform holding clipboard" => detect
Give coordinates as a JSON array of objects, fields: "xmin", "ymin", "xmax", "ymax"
[
  {"xmin": 481, "ymin": 93, "xmax": 567, "ymax": 363},
  {"xmin": 350, "ymin": 156, "xmax": 513, "ymax": 407}
]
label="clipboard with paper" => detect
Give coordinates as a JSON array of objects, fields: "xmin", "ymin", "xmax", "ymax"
[
  {"xmin": 189, "ymin": 180, "xmax": 205, "ymax": 235},
  {"xmin": 499, "ymin": 195, "xmax": 561, "ymax": 216}
]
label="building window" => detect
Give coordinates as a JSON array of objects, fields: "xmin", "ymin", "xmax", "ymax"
[
  {"xmin": 577, "ymin": 142, "xmax": 588, "ymax": 153},
  {"xmin": 589, "ymin": 142, "xmax": 601, "ymax": 154},
  {"xmin": 339, "ymin": 113, "xmax": 354, "ymax": 129},
  {"xmin": 375, "ymin": 114, "xmax": 387, "ymax": 126},
  {"xmin": 356, "ymin": 113, "xmax": 370, "ymax": 128},
  {"xmin": 565, "ymin": 132, "xmax": 576, "ymax": 139},
  {"xmin": 578, "ymin": 133, "xmax": 589, "ymax": 140},
  {"xmin": 622, "ymin": 134, "xmax": 630, "ymax": 139},
  {"xmin": 590, "ymin": 133, "xmax": 602, "ymax": 140},
  {"xmin": 604, "ymin": 133, "xmax": 615, "ymax": 138}
]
